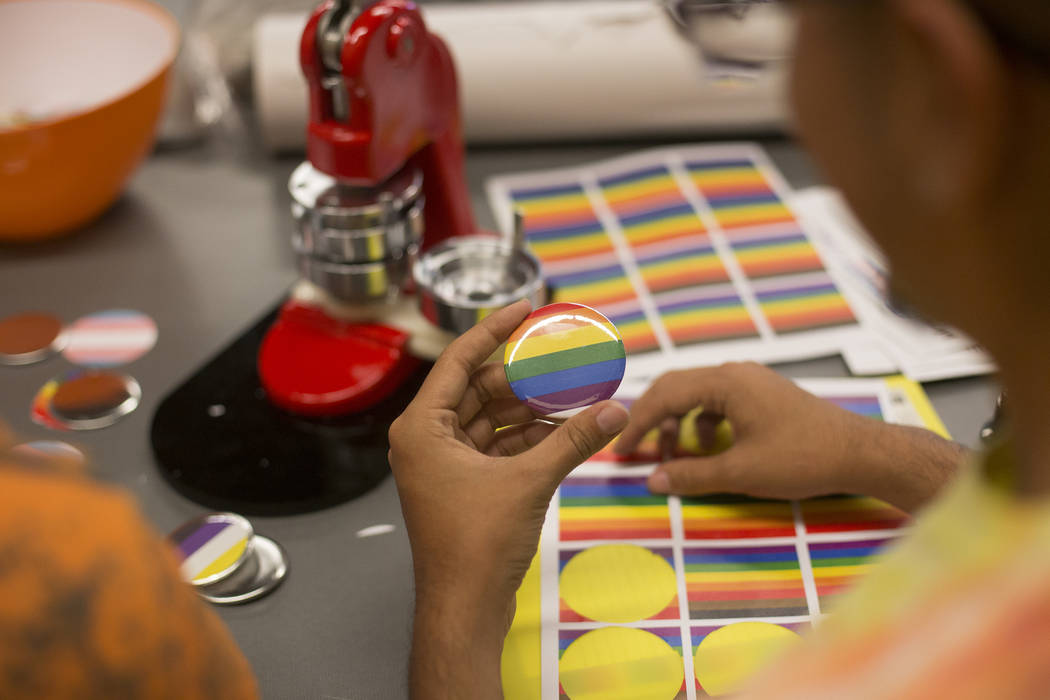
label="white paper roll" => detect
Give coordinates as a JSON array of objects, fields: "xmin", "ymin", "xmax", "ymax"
[{"xmin": 252, "ymin": 1, "xmax": 789, "ymax": 151}]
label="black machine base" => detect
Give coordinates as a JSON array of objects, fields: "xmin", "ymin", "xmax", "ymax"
[{"xmin": 151, "ymin": 299, "xmax": 428, "ymax": 516}]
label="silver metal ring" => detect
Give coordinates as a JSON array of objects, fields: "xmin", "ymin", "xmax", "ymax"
[
  {"xmin": 296, "ymin": 241, "xmax": 418, "ymax": 304},
  {"xmin": 413, "ymin": 236, "xmax": 546, "ymax": 335}
]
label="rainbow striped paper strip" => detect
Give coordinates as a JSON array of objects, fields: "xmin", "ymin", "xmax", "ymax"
[
  {"xmin": 547, "ymin": 263, "xmax": 639, "ymax": 309},
  {"xmin": 558, "ymin": 548, "xmax": 680, "ymax": 622},
  {"xmin": 691, "ymin": 622, "xmax": 809, "ymax": 697},
  {"xmin": 680, "ymin": 495, "xmax": 797, "ymax": 540},
  {"xmin": 510, "ymin": 183, "xmax": 614, "ymax": 263},
  {"xmin": 618, "ymin": 203, "xmax": 708, "ymax": 250},
  {"xmin": 505, "ymin": 304, "xmax": 626, "ymax": 415},
  {"xmin": 559, "ymin": 476, "xmax": 672, "ymax": 541},
  {"xmin": 637, "ymin": 241, "xmax": 731, "ymax": 293},
  {"xmin": 751, "ymin": 273, "xmax": 856, "ymax": 333},
  {"xmin": 511, "ymin": 182, "xmax": 595, "ymax": 230},
  {"xmin": 655, "ymin": 284, "xmax": 759, "ymax": 346},
  {"xmin": 558, "ymin": 627, "xmax": 689, "ymax": 700},
  {"xmin": 800, "ymin": 496, "xmax": 909, "ymax": 533},
  {"xmin": 725, "ymin": 226, "xmax": 826, "ymax": 278},
  {"xmin": 524, "ymin": 219, "xmax": 614, "ymax": 263},
  {"xmin": 600, "ymin": 165, "xmax": 692, "ymax": 220},
  {"xmin": 540, "ymin": 249, "xmax": 622, "ymax": 278},
  {"xmin": 598, "ymin": 302, "xmax": 661, "ymax": 355},
  {"xmin": 807, "ymin": 538, "xmax": 897, "ymax": 605},
  {"xmin": 824, "ymin": 394, "xmax": 883, "ymax": 420},
  {"xmin": 686, "ymin": 159, "xmax": 796, "ymax": 230},
  {"xmin": 684, "ymin": 545, "xmax": 809, "ymax": 619}
]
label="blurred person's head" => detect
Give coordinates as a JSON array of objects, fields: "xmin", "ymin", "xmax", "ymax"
[{"xmin": 789, "ymin": 0, "xmax": 1050, "ymax": 362}]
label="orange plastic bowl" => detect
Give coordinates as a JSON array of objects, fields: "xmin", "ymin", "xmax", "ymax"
[{"xmin": 0, "ymin": 0, "xmax": 179, "ymax": 240}]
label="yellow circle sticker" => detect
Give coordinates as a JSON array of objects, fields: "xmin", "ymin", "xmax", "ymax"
[
  {"xmin": 560, "ymin": 544, "xmax": 678, "ymax": 623},
  {"xmin": 560, "ymin": 627, "xmax": 684, "ymax": 700},
  {"xmin": 693, "ymin": 621, "xmax": 803, "ymax": 696}
]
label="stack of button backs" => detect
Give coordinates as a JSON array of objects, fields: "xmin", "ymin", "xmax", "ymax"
[
  {"xmin": 289, "ymin": 162, "xmax": 423, "ymax": 304},
  {"xmin": 169, "ymin": 512, "xmax": 288, "ymax": 605}
]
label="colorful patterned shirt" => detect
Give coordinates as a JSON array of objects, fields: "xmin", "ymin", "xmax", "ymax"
[{"xmin": 742, "ymin": 441, "xmax": 1050, "ymax": 698}]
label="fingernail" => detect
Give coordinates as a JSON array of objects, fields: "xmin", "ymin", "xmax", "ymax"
[
  {"xmin": 596, "ymin": 402, "xmax": 629, "ymax": 435},
  {"xmin": 648, "ymin": 471, "xmax": 670, "ymax": 494}
]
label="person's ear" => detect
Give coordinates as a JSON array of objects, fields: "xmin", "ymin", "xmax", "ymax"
[{"xmin": 887, "ymin": 0, "xmax": 1007, "ymax": 213}]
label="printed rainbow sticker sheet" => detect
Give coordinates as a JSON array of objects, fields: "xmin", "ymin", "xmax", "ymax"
[
  {"xmin": 486, "ymin": 143, "xmax": 861, "ymax": 376},
  {"xmin": 538, "ymin": 378, "xmax": 937, "ymax": 699}
]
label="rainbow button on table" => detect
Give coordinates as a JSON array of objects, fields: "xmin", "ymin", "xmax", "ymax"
[{"xmin": 504, "ymin": 303, "xmax": 626, "ymax": 415}]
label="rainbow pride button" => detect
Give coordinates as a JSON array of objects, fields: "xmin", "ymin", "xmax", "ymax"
[{"xmin": 504, "ymin": 303, "xmax": 626, "ymax": 415}]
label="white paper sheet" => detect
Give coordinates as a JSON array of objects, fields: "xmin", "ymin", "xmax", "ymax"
[{"xmin": 487, "ymin": 143, "xmax": 866, "ymax": 381}]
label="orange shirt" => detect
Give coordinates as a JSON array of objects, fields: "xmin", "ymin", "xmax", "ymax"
[{"xmin": 0, "ymin": 460, "xmax": 258, "ymax": 699}]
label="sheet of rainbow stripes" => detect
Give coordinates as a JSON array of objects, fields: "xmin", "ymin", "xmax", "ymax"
[
  {"xmin": 488, "ymin": 144, "xmax": 861, "ymax": 372},
  {"xmin": 533, "ymin": 384, "xmax": 953, "ymax": 700},
  {"xmin": 600, "ymin": 164, "xmax": 727, "ymax": 332},
  {"xmin": 549, "ymin": 481, "xmax": 894, "ymax": 699},
  {"xmin": 540, "ymin": 382, "xmax": 919, "ymax": 700},
  {"xmin": 554, "ymin": 477, "xmax": 904, "ymax": 621}
]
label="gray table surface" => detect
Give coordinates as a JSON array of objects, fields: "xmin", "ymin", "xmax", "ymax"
[{"xmin": 0, "ymin": 135, "xmax": 999, "ymax": 699}]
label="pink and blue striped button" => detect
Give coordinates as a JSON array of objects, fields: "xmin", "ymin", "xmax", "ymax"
[
  {"xmin": 63, "ymin": 309, "xmax": 157, "ymax": 368},
  {"xmin": 504, "ymin": 303, "xmax": 626, "ymax": 415}
]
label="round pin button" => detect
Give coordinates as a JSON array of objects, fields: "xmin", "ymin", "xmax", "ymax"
[
  {"xmin": 196, "ymin": 536, "xmax": 288, "ymax": 606},
  {"xmin": 504, "ymin": 303, "xmax": 626, "ymax": 415},
  {"xmin": 170, "ymin": 512, "xmax": 255, "ymax": 587},
  {"xmin": 0, "ymin": 312, "xmax": 66, "ymax": 365},
  {"xmin": 63, "ymin": 309, "xmax": 157, "ymax": 368},
  {"xmin": 169, "ymin": 512, "xmax": 288, "ymax": 605},
  {"xmin": 10, "ymin": 441, "xmax": 86, "ymax": 472},
  {"xmin": 48, "ymin": 370, "xmax": 141, "ymax": 430}
]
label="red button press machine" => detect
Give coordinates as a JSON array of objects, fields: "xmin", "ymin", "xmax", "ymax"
[{"xmin": 152, "ymin": 0, "xmax": 543, "ymax": 514}]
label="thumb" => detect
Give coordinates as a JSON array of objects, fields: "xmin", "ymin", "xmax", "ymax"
[
  {"xmin": 647, "ymin": 450, "xmax": 752, "ymax": 496},
  {"xmin": 526, "ymin": 401, "xmax": 630, "ymax": 483}
]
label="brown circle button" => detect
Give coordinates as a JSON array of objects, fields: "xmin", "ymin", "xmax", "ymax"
[
  {"xmin": 0, "ymin": 312, "xmax": 66, "ymax": 365},
  {"xmin": 49, "ymin": 371, "xmax": 141, "ymax": 429}
]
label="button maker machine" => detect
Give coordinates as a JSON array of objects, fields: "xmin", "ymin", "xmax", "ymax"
[{"xmin": 152, "ymin": 0, "xmax": 544, "ymax": 515}]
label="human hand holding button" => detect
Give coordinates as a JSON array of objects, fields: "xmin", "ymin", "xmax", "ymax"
[{"xmin": 387, "ymin": 300, "xmax": 629, "ymax": 695}]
